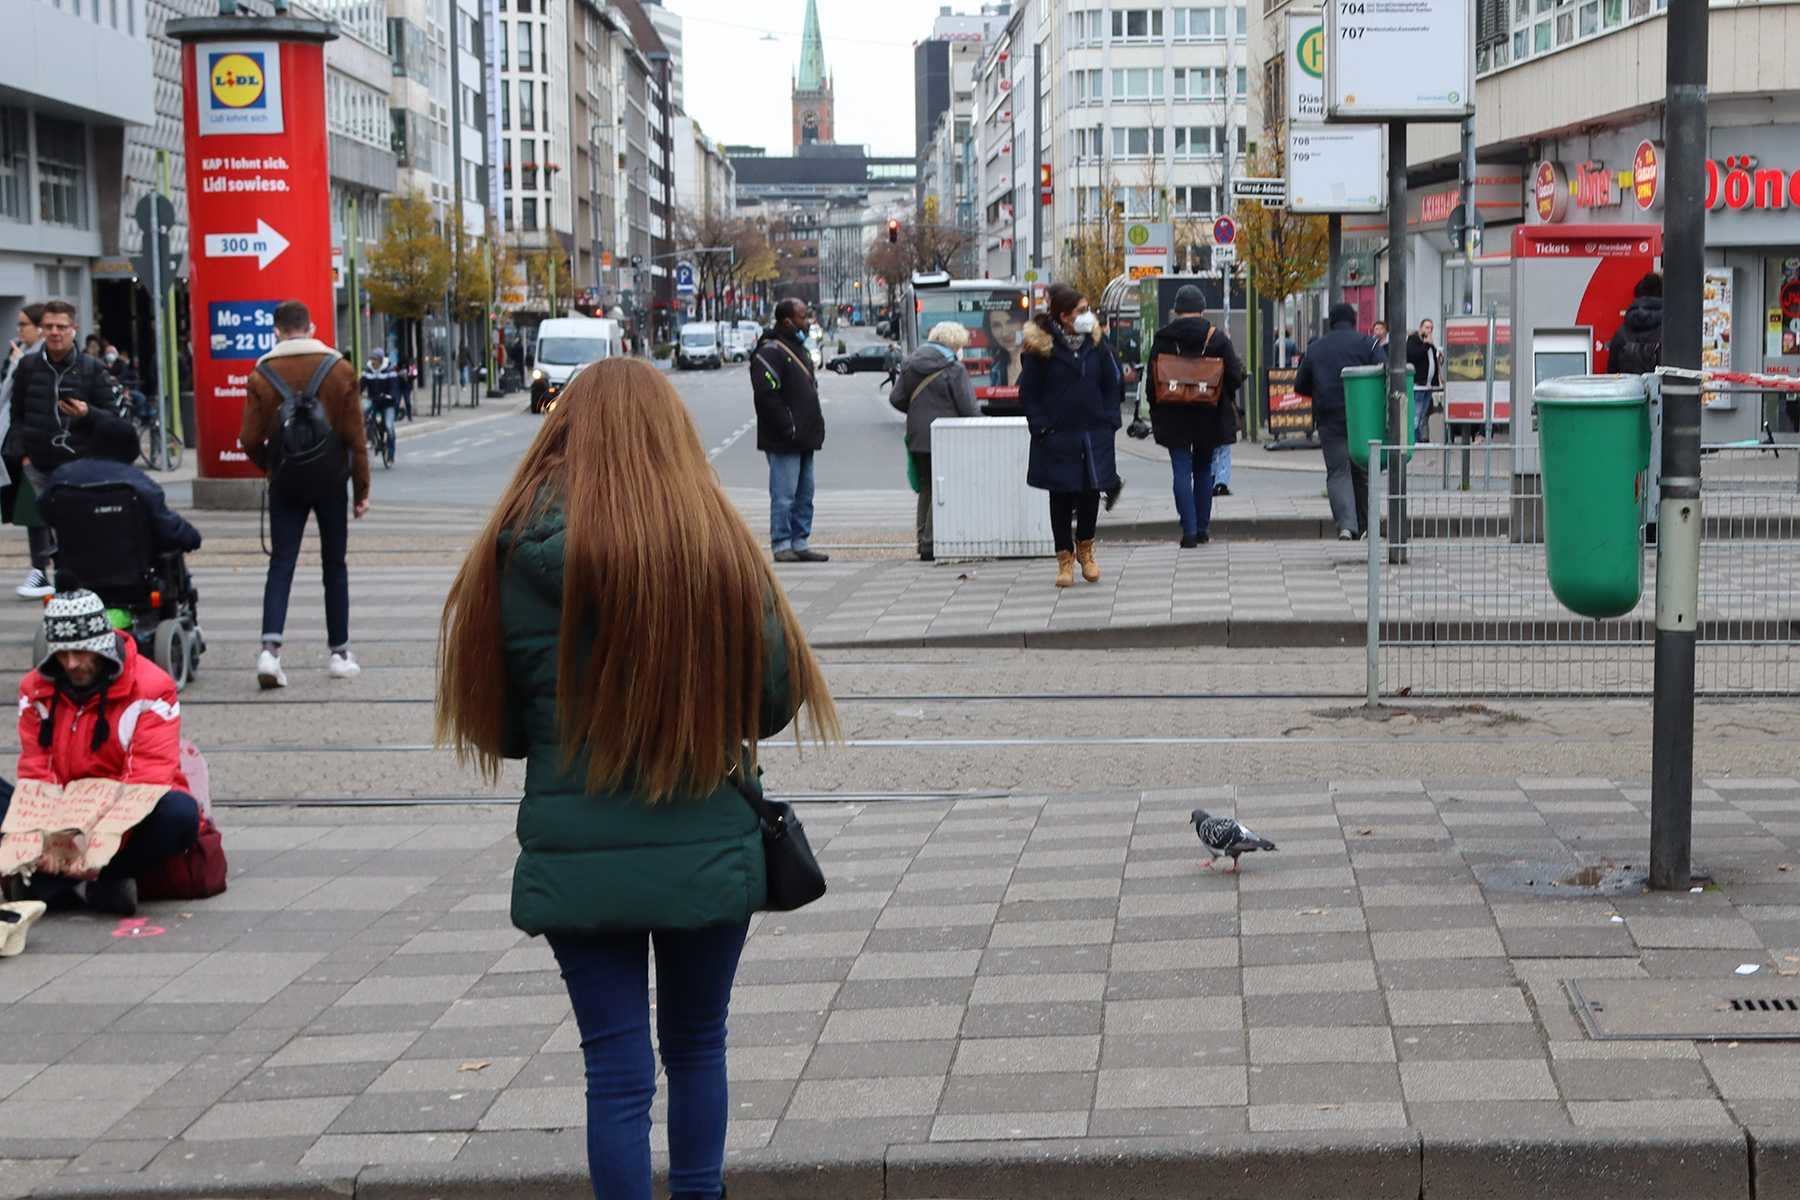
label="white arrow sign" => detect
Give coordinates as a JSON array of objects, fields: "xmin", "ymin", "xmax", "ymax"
[{"xmin": 203, "ymin": 219, "xmax": 290, "ymax": 270}]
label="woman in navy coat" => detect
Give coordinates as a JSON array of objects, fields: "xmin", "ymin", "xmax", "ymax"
[{"xmin": 1018, "ymin": 283, "xmax": 1122, "ymax": 588}]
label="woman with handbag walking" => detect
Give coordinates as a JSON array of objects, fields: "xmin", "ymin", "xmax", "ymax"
[
  {"xmin": 1143, "ymin": 286, "xmax": 1246, "ymax": 547},
  {"xmin": 435, "ymin": 357, "xmax": 839, "ymax": 1200},
  {"xmin": 890, "ymin": 321, "xmax": 979, "ymax": 561},
  {"xmin": 1019, "ymin": 283, "xmax": 1123, "ymax": 587}
]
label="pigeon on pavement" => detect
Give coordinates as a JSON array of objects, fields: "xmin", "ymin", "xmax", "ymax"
[{"xmin": 1190, "ymin": 809, "xmax": 1278, "ymax": 873}]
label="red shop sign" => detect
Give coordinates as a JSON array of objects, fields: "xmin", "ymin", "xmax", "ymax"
[{"xmin": 1706, "ymin": 155, "xmax": 1800, "ymax": 212}]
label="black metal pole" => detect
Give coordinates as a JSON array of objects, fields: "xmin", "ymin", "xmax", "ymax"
[
  {"xmin": 1650, "ymin": 0, "xmax": 1708, "ymax": 892},
  {"xmin": 1386, "ymin": 120, "xmax": 1409, "ymax": 564}
]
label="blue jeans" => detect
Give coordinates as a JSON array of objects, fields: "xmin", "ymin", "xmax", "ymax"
[
  {"xmin": 1210, "ymin": 442, "xmax": 1232, "ymax": 489},
  {"xmin": 549, "ymin": 923, "xmax": 749, "ymax": 1200},
  {"xmin": 1414, "ymin": 387, "xmax": 1434, "ymax": 444},
  {"xmin": 1169, "ymin": 445, "xmax": 1216, "ymax": 539},
  {"xmin": 766, "ymin": 451, "xmax": 815, "ymax": 552}
]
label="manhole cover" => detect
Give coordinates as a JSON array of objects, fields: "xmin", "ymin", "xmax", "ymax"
[{"xmin": 1568, "ymin": 979, "xmax": 1800, "ymax": 1040}]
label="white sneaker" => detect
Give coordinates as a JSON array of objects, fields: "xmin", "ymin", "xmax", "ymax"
[
  {"xmin": 328, "ymin": 651, "xmax": 362, "ymax": 680},
  {"xmin": 257, "ymin": 649, "xmax": 288, "ymax": 690},
  {"xmin": 15, "ymin": 569, "xmax": 52, "ymax": 600},
  {"xmin": 1338, "ymin": 529, "xmax": 1356, "ymax": 541}
]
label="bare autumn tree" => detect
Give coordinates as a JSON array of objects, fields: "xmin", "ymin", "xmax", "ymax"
[{"xmin": 676, "ymin": 204, "xmax": 741, "ymax": 319}]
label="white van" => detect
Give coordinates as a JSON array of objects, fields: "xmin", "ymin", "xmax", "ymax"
[
  {"xmin": 531, "ymin": 316, "xmax": 617, "ymax": 413},
  {"xmin": 730, "ymin": 320, "xmax": 762, "ymax": 362},
  {"xmin": 677, "ymin": 322, "xmax": 723, "ymax": 371}
]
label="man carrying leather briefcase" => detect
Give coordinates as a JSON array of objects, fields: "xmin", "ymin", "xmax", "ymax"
[{"xmin": 1135, "ymin": 285, "xmax": 1245, "ymax": 548}]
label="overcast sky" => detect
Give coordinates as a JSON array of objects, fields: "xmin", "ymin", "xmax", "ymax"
[{"xmin": 667, "ymin": 0, "xmax": 978, "ymax": 159}]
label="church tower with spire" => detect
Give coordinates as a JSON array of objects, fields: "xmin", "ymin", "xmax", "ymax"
[{"xmin": 791, "ymin": 0, "xmax": 835, "ymax": 150}]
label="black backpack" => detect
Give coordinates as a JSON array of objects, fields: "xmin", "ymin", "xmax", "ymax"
[{"xmin": 255, "ymin": 354, "xmax": 349, "ymax": 499}]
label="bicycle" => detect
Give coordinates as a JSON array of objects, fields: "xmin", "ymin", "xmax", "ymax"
[
  {"xmin": 130, "ymin": 392, "xmax": 184, "ymax": 472},
  {"xmin": 364, "ymin": 402, "xmax": 395, "ymax": 469}
]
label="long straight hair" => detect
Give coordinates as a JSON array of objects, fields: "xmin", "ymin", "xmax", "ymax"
[{"xmin": 435, "ymin": 357, "xmax": 839, "ymax": 801}]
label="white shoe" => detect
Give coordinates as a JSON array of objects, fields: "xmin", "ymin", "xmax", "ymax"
[
  {"xmin": 328, "ymin": 651, "xmax": 362, "ymax": 680},
  {"xmin": 15, "ymin": 569, "xmax": 52, "ymax": 600},
  {"xmin": 1338, "ymin": 529, "xmax": 1356, "ymax": 541},
  {"xmin": 257, "ymin": 649, "xmax": 288, "ymax": 690},
  {"xmin": 0, "ymin": 900, "xmax": 47, "ymax": 958}
]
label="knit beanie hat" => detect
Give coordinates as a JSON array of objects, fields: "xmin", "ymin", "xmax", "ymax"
[{"xmin": 40, "ymin": 590, "xmax": 124, "ymax": 675}]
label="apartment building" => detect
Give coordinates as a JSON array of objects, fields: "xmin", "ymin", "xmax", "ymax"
[
  {"xmin": 496, "ymin": 0, "xmax": 573, "ymax": 293},
  {"xmin": 2, "ymin": 0, "xmax": 156, "ymax": 346}
]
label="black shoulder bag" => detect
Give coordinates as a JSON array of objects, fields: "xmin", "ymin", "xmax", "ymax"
[{"xmin": 731, "ymin": 770, "xmax": 827, "ymax": 912}]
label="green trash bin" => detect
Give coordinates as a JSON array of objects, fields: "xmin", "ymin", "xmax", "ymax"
[
  {"xmin": 1344, "ymin": 364, "xmax": 1414, "ymax": 469},
  {"xmin": 1535, "ymin": 375, "xmax": 1651, "ymax": 620}
]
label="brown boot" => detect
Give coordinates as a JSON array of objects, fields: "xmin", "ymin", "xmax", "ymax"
[
  {"xmin": 1055, "ymin": 550, "xmax": 1076, "ymax": 588},
  {"xmin": 1075, "ymin": 539, "xmax": 1100, "ymax": 583}
]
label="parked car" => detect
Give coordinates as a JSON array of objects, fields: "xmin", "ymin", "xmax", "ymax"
[{"xmin": 827, "ymin": 345, "xmax": 895, "ymax": 375}]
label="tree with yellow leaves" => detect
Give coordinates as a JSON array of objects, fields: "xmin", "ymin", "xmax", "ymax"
[
  {"xmin": 1231, "ymin": 142, "xmax": 1329, "ymax": 309},
  {"xmin": 365, "ymin": 189, "xmax": 452, "ymax": 371}
]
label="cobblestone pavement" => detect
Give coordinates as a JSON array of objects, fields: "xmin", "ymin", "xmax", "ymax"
[{"xmin": 0, "ymin": 780, "xmax": 1797, "ymax": 1198}]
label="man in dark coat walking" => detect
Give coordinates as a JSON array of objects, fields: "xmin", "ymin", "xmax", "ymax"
[
  {"xmin": 1143, "ymin": 285, "xmax": 1245, "ymax": 547},
  {"xmin": 751, "ymin": 298, "xmax": 828, "ymax": 562},
  {"xmin": 1296, "ymin": 302, "xmax": 1383, "ymax": 539}
]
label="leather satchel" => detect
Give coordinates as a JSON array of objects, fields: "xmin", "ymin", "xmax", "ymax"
[
  {"xmin": 731, "ymin": 771, "xmax": 827, "ymax": 912},
  {"xmin": 1152, "ymin": 327, "xmax": 1224, "ymax": 406}
]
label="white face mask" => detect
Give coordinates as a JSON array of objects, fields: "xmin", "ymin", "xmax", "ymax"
[{"xmin": 1072, "ymin": 312, "xmax": 1098, "ymax": 335}]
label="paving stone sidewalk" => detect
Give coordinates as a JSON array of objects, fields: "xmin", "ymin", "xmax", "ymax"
[{"xmin": 2, "ymin": 778, "xmax": 1798, "ymax": 1199}]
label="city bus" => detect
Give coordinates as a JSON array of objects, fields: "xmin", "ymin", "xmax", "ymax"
[{"xmin": 901, "ymin": 273, "xmax": 1035, "ymax": 416}]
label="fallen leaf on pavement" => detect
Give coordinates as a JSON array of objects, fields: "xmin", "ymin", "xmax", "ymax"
[
  {"xmin": 1779, "ymin": 864, "xmax": 1792, "ymax": 872},
  {"xmin": 458, "ymin": 1061, "xmax": 491, "ymax": 1073},
  {"xmin": 1356, "ymin": 828, "xmax": 1373, "ymax": 836}
]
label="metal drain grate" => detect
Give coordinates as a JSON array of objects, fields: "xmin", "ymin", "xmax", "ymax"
[
  {"xmin": 1730, "ymin": 997, "xmax": 1799, "ymax": 1013},
  {"xmin": 1569, "ymin": 979, "xmax": 1800, "ymax": 1040}
]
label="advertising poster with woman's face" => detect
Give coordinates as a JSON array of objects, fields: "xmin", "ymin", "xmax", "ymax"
[{"xmin": 918, "ymin": 289, "xmax": 1029, "ymax": 399}]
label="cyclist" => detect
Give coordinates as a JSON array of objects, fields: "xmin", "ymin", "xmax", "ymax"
[{"xmin": 361, "ymin": 351, "xmax": 398, "ymax": 467}]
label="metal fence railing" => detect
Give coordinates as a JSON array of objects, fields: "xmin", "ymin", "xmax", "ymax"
[{"xmin": 1366, "ymin": 440, "xmax": 1800, "ymax": 699}]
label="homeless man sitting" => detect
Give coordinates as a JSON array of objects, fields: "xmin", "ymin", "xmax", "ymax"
[{"xmin": 0, "ymin": 590, "xmax": 199, "ymax": 917}]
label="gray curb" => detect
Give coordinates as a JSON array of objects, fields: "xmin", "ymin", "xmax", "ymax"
[
  {"xmin": 30, "ymin": 1129, "xmax": 1784, "ymax": 1200},
  {"xmin": 811, "ymin": 618, "xmax": 1365, "ymax": 652},
  {"xmin": 885, "ymin": 1131, "xmax": 1421, "ymax": 1199}
]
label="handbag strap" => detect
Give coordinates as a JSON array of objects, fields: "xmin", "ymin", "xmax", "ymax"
[
  {"xmin": 909, "ymin": 366, "xmax": 949, "ymax": 406},
  {"xmin": 728, "ymin": 768, "xmax": 783, "ymax": 827}
]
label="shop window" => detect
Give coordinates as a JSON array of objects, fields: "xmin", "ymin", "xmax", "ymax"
[{"xmin": 1578, "ymin": 1, "xmax": 1598, "ymax": 34}]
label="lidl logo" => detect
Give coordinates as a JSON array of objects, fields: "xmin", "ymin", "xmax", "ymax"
[
  {"xmin": 1297, "ymin": 26, "xmax": 1324, "ymax": 78},
  {"xmin": 196, "ymin": 41, "xmax": 284, "ymax": 135},
  {"xmin": 209, "ymin": 51, "xmax": 267, "ymax": 109}
]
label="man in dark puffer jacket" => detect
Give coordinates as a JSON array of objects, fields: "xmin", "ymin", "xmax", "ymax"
[{"xmin": 7, "ymin": 301, "xmax": 135, "ymax": 598}]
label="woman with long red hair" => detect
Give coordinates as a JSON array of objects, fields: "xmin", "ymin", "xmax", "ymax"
[{"xmin": 436, "ymin": 357, "xmax": 837, "ymax": 1200}]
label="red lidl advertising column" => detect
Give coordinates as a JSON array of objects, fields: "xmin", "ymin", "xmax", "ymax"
[{"xmin": 176, "ymin": 21, "xmax": 336, "ymax": 480}]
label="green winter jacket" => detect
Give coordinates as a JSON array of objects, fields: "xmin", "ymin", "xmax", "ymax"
[{"xmin": 498, "ymin": 505, "xmax": 792, "ymax": 936}]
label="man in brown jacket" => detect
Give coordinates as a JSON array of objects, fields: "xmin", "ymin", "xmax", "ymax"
[{"xmin": 239, "ymin": 299, "xmax": 370, "ymax": 690}]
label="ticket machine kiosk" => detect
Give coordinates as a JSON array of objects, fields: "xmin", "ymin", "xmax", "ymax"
[{"xmin": 1510, "ymin": 223, "xmax": 1663, "ymax": 472}]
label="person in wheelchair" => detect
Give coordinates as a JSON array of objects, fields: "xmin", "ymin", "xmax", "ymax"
[
  {"xmin": 39, "ymin": 448, "xmax": 201, "ymax": 560},
  {"xmin": 35, "ymin": 446, "xmax": 203, "ymax": 687}
]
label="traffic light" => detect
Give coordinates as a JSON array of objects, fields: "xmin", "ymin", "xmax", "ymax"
[{"xmin": 887, "ymin": 218, "xmax": 900, "ymax": 244}]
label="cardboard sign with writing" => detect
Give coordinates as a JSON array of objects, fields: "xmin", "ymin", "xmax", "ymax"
[{"xmin": 0, "ymin": 779, "xmax": 166, "ymax": 876}]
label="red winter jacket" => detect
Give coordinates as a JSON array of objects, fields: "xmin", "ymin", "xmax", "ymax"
[{"xmin": 17, "ymin": 636, "xmax": 188, "ymax": 791}]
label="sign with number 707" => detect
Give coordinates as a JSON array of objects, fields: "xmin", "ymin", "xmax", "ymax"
[{"xmin": 1324, "ymin": 0, "xmax": 1475, "ymax": 123}]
